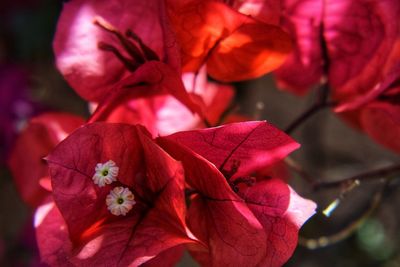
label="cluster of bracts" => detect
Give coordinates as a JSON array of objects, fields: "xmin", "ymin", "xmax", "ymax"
[{"xmin": 7, "ymin": 0, "xmax": 400, "ymax": 266}]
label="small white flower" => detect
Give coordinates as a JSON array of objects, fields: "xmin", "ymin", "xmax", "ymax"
[
  {"xmin": 92, "ymin": 160, "xmax": 119, "ymax": 187},
  {"xmin": 106, "ymin": 186, "xmax": 136, "ymax": 216}
]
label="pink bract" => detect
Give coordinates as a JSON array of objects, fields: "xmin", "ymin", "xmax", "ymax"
[
  {"xmin": 87, "ymin": 61, "xmax": 203, "ymax": 123},
  {"xmin": 54, "ymin": 0, "xmax": 185, "ymax": 103},
  {"xmin": 103, "ymin": 69, "xmax": 235, "ymax": 136}
]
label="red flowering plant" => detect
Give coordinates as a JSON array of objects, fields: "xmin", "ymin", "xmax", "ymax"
[
  {"xmin": 8, "ymin": 0, "xmax": 400, "ymax": 265},
  {"xmin": 28, "ymin": 117, "xmax": 315, "ymax": 267},
  {"xmin": 8, "ymin": 110, "xmax": 200, "ymax": 265}
]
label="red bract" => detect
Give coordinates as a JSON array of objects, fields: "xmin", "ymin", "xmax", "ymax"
[
  {"xmin": 103, "ymin": 69, "xmax": 235, "ymax": 136},
  {"xmin": 275, "ymin": 0, "xmax": 400, "ymax": 96},
  {"xmin": 8, "ymin": 112, "xmax": 84, "ymax": 207},
  {"xmin": 257, "ymin": 160, "xmax": 291, "ymax": 181},
  {"xmin": 157, "ymin": 121, "xmax": 316, "ymax": 266},
  {"xmin": 160, "ymin": 121, "xmax": 300, "ymax": 178},
  {"xmin": 274, "ymin": 0, "xmax": 324, "ymax": 95},
  {"xmin": 167, "ymin": 0, "xmax": 292, "ymax": 82},
  {"xmin": 361, "ymin": 102, "xmax": 400, "ymax": 153},
  {"xmin": 338, "ymin": 60, "xmax": 400, "ymax": 153},
  {"xmin": 35, "ymin": 199, "xmax": 186, "ymax": 267},
  {"xmin": 54, "ymin": 0, "xmax": 200, "ymax": 114},
  {"xmin": 44, "ymin": 123, "xmax": 196, "ymax": 266},
  {"xmin": 35, "ymin": 198, "xmax": 73, "ymax": 266}
]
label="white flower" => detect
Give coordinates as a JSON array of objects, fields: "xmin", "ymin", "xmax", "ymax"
[
  {"xmin": 106, "ymin": 187, "xmax": 136, "ymax": 216},
  {"xmin": 92, "ymin": 160, "xmax": 119, "ymax": 187}
]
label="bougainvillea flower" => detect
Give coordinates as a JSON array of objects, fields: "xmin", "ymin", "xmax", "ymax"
[
  {"xmin": 167, "ymin": 0, "xmax": 292, "ymax": 82},
  {"xmin": 103, "ymin": 68, "xmax": 235, "ymax": 136},
  {"xmin": 157, "ymin": 121, "xmax": 316, "ymax": 266},
  {"xmin": 8, "ymin": 112, "xmax": 84, "ymax": 207},
  {"xmin": 54, "ymin": 0, "xmax": 177, "ymax": 102},
  {"xmin": 275, "ymin": 0, "xmax": 400, "ymax": 97},
  {"xmin": 54, "ymin": 0, "xmax": 200, "ymax": 114},
  {"xmin": 44, "ymin": 122, "xmax": 197, "ymax": 266}
]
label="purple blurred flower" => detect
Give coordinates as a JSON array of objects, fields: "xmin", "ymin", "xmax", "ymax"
[{"xmin": 0, "ymin": 65, "xmax": 42, "ymax": 164}]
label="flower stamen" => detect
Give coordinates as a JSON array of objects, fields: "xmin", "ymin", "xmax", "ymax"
[
  {"xmin": 106, "ymin": 187, "xmax": 136, "ymax": 216},
  {"xmin": 92, "ymin": 160, "xmax": 119, "ymax": 187},
  {"xmin": 93, "ymin": 16, "xmax": 159, "ymax": 72}
]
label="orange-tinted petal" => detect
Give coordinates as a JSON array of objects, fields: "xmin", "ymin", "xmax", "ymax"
[{"xmin": 170, "ymin": 1, "xmax": 292, "ymax": 82}]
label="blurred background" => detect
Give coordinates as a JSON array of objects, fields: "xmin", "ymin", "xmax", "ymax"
[{"xmin": 0, "ymin": 1, "xmax": 399, "ymax": 266}]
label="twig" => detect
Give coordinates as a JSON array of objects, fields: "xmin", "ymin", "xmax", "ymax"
[
  {"xmin": 322, "ymin": 179, "xmax": 360, "ymax": 217},
  {"xmin": 299, "ymin": 182, "xmax": 386, "ymax": 249},
  {"xmin": 285, "ymin": 82, "xmax": 332, "ymax": 134},
  {"xmin": 284, "ymin": 157, "xmax": 315, "ymax": 184},
  {"xmin": 314, "ymin": 163, "xmax": 400, "ymax": 190}
]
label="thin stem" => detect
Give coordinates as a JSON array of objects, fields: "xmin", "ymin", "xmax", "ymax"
[
  {"xmin": 284, "ymin": 157, "xmax": 315, "ymax": 184},
  {"xmin": 285, "ymin": 82, "xmax": 332, "ymax": 134},
  {"xmin": 322, "ymin": 179, "xmax": 360, "ymax": 217},
  {"xmin": 314, "ymin": 163, "xmax": 400, "ymax": 190},
  {"xmin": 285, "ymin": 4, "xmax": 331, "ymax": 135},
  {"xmin": 299, "ymin": 182, "xmax": 386, "ymax": 249}
]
